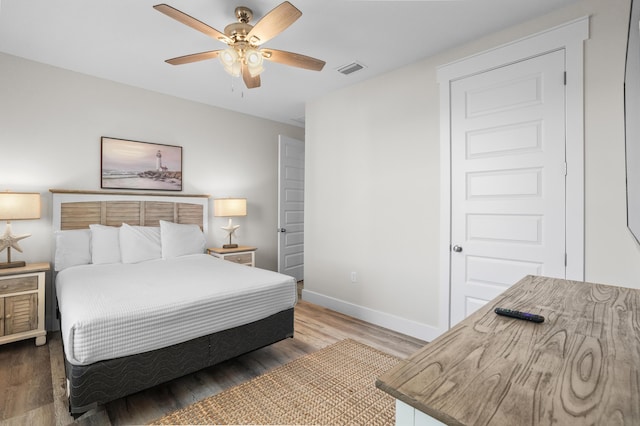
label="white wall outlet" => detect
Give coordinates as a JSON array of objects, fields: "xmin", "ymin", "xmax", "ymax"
[{"xmin": 350, "ymin": 272, "xmax": 357, "ymax": 283}]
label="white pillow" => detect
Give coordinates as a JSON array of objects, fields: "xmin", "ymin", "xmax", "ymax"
[
  {"xmin": 120, "ymin": 223, "xmax": 162, "ymax": 264},
  {"xmin": 160, "ymin": 220, "xmax": 206, "ymax": 259},
  {"xmin": 54, "ymin": 229, "xmax": 92, "ymax": 271},
  {"xmin": 89, "ymin": 224, "xmax": 121, "ymax": 265}
]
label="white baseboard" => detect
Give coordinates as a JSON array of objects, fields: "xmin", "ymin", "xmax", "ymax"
[{"xmin": 301, "ymin": 289, "xmax": 442, "ymax": 342}]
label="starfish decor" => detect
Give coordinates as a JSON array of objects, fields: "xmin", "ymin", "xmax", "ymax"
[
  {"xmin": 221, "ymin": 219, "xmax": 241, "ymax": 248},
  {"xmin": 0, "ymin": 222, "xmax": 31, "ymax": 264}
]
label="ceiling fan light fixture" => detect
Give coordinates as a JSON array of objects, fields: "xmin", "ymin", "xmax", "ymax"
[
  {"xmin": 246, "ymin": 49, "xmax": 263, "ymax": 66},
  {"xmin": 246, "ymin": 48, "xmax": 265, "ymax": 77},
  {"xmin": 220, "ymin": 48, "xmax": 241, "ymax": 76},
  {"xmin": 247, "ymin": 64, "xmax": 264, "ymax": 78},
  {"xmin": 228, "ymin": 61, "xmax": 242, "ymax": 77},
  {"xmin": 220, "ymin": 48, "xmax": 238, "ymax": 66}
]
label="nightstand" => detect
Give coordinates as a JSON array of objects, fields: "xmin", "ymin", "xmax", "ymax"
[
  {"xmin": 207, "ymin": 246, "xmax": 257, "ymax": 267},
  {"xmin": 0, "ymin": 262, "xmax": 49, "ymax": 346}
]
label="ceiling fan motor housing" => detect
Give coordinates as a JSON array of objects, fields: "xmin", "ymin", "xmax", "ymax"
[
  {"xmin": 235, "ymin": 6, "xmax": 253, "ymax": 23},
  {"xmin": 224, "ymin": 22, "xmax": 253, "ymax": 43}
]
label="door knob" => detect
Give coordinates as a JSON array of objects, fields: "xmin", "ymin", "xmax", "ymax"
[
  {"xmin": 452, "ymin": 245, "xmax": 463, "ymax": 252},
  {"xmin": 277, "ymin": 228, "xmax": 287, "ymax": 233}
]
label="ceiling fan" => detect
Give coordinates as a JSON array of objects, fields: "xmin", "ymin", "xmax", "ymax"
[{"xmin": 154, "ymin": 1, "xmax": 326, "ymax": 89}]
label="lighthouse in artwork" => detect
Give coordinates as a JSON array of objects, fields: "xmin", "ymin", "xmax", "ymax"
[{"xmin": 156, "ymin": 150, "xmax": 162, "ymax": 171}]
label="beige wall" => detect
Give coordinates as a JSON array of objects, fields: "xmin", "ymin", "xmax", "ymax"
[
  {"xmin": 305, "ymin": 0, "xmax": 640, "ymax": 339},
  {"xmin": 0, "ymin": 53, "xmax": 304, "ymax": 271}
]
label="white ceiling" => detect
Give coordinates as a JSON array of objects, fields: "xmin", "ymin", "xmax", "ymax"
[{"xmin": 0, "ymin": 0, "xmax": 579, "ymax": 127}]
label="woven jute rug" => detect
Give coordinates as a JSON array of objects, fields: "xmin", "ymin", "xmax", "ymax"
[{"xmin": 149, "ymin": 339, "xmax": 400, "ymax": 425}]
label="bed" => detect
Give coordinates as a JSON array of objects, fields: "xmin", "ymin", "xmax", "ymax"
[{"xmin": 50, "ymin": 189, "xmax": 296, "ymax": 415}]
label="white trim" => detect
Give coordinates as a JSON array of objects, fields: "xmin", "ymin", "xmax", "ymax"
[
  {"xmin": 437, "ymin": 16, "xmax": 589, "ymax": 82},
  {"xmin": 436, "ymin": 17, "xmax": 588, "ymax": 336},
  {"xmin": 277, "ymin": 135, "xmax": 305, "ymax": 280},
  {"xmin": 302, "ymin": 289, "xmax": 441, "ymax": 342}
]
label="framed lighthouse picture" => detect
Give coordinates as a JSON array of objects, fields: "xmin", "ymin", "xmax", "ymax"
[{"xmin": 101, "ymin": 137, "xmax": 183, "ymax": 191}]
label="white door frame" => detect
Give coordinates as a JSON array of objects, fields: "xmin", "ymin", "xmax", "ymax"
[
  {"xmin": 436, "ymin": 17, "xmax": 589, "ymax": 335},
  {"xmin": 277, "ymin": 135, "xmax": 305, "ymax": 281}
]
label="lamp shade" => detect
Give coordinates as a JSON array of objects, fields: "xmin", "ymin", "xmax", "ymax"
[
  {"xmin": 214, "ymin": 198, "xmax": 247, "ymax": 217},
  {"xmin": 0, "ymin": 192, "xmax": 41, "ymax": 220}
]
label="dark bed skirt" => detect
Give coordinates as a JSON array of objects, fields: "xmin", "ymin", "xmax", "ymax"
[{"xmin": 64, "ymin": 308, "xmax": 295, "ymax": 414}]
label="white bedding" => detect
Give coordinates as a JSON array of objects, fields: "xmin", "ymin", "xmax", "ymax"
[{"xmin": 56, "ymin": 254, "xmax": 297, "ymax": 366}]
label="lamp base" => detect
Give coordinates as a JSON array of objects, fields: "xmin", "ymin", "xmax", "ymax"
[
  {"xmin": 223, "ymin": 244, "xmax": 239, "ymax": 249},
  {"xmin": 0, "ymin": 261, "xmax": 26, "ymax": 269}
]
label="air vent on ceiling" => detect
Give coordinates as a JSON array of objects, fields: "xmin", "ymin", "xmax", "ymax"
[{"xmin": 336, "ymin": 61, "xmax": 366, "ymax": 76}]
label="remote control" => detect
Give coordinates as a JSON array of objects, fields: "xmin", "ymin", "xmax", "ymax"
[{"xmin": 494, "ymin": 307, "xmax": 544, "ymax": 323}]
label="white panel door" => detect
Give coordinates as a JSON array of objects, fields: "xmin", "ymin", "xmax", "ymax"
[
  {"xmin": 450, "ymin": 50, "xmax": 566, "ymax": 326},
  {"xmin": 278, "ymin": 135, "xmax": 304, "ymax": 281}
]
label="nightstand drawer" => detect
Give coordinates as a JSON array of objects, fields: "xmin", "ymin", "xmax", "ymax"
[
  {"xmin": 0, "ymin": 276, "xmax": 38, "ymax": 295},
  {"xmin": 226, "ymin": 253, "xmax": 253, "ymax": 264},
  {"xmin": 207, "ymin": 246, "xmax": 256, "ymax": 267}
]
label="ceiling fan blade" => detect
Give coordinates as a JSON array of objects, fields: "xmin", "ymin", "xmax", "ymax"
[
  {"xmin": 247, "ymin": 1, "xmax": 302, "ymax": 46},
  {"xmin": 165, "ymin": 50, "xmax": 223, "ymax": 65},
  {"xmin": 243, "ymin": 65, "xmax": 261, "ymax": 89},
  {"xmin": 154, "ymin": 4, "xmax": 230, "ymax": 43},
  {"xmin": 262, "ymin": 49, "xmax": 325, "ymax": 71}
]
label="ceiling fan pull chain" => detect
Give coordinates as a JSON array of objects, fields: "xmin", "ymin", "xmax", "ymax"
[{"xmin": 230, "ymin": 74, "xmax": 237, "ymax": 94}]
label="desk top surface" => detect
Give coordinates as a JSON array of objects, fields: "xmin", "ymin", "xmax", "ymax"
[{"xmin": 376, "ymin": 275, "xmax": 640, "ymax": 426}]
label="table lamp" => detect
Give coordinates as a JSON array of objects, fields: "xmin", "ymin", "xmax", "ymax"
[
  {"xmin": 0, "ymin": 192, "xmax": 41, "ymax": 269},
  {"xmin": 214, "ymin": 198, "xmax": 247, "ymax": 248}
]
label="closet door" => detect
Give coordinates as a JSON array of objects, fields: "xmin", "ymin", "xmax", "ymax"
[{"xmin": 449, "ymin": 50, "xmax": 567, "ymax": 326}]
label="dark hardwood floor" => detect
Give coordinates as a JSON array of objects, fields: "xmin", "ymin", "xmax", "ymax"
[{"xmin": 0, "ymin": 300, "xmax": 426, "ymax": 426}]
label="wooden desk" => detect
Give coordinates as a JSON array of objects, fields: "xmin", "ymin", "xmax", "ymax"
[{"xmin": 376, "ymin": 275, "xmax": 640, "ymax": 425}]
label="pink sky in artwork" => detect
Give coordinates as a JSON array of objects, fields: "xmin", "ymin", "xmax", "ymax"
[{"xmin": 102, "ymin": 138, "xmax": 181, "ymax": 172}]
